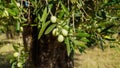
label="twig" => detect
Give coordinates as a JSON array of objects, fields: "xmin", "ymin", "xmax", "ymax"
[
  {"xmin": 72, "ymin": 11, "xmax": 75, "ymax": 33},
  {"xmin": 45, "ymin": 0, "xmax": 53, "ymax": 16},
  {"xmin": 81, "ymin": 7, "xmax": 90, "ymax": 17}
]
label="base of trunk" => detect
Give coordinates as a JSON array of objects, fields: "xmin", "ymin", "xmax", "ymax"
[
  {"xmin": 23, "ymin": 26, "xmax": 74, "ymax": 68},
  {"xmin": 31, "ymin": 35, "xmax": 73, "ymax": 68}
]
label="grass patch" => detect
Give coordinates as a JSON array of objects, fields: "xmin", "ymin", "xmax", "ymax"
[{"xmin": 74, "ymin": 47, "xmax": 120, "ymax": 68}]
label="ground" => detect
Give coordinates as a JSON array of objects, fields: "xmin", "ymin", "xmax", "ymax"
[
  {"xmin": 0, "ymin": 34, "xmax": 120, "ymax": 68},
  {"xmin": 74, "ymin": 47, "xmax": 120, "ymax": 68}
]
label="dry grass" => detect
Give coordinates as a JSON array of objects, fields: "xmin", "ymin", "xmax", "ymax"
[{"xmin": 74, "ymin": 46, "xmax": 120, "ymax": 68}]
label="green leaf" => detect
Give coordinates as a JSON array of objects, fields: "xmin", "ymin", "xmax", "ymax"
[
  {"xmin": 11, "ymin": 0, "xmax": 19, "ymax": 8},
  {"xmin": 21, "ymin": 17, "xmax": 27, "ymax": 22},
  {"xmin": 61, "ymin": 2, "xmax": 69, "ymax": 15},
  {"xmin": 58, "ymin": 10, "xmax": 64, "ymax": 19},
  {"xmin": 77, "ymin": 33, "xmax": 90, "ymax": 37},
  {"xmin": 41, "ymin": 7, "xmax": 48, "ymax": 23},
  {"xmin": 78, "ymin": 47, "xmax": 86, "ymax": 53},
  {"xmin": 80, "ymin": 37, "xmax": 90, "ymax": 42},
  {"xmin": 104, "ymin": 38, "xmax": 116, "ymax": 41},
  {"xmin": 30, "ymin": 24, "xmax": 37, "ymax": 26},
  {"xmin": 65, "ymin": 38, "xmax": 71, "ymax": 56},
  {"xmin": 45, "ymin": 24, "xmax": 56, "ymax": 34},
  {"xmin": 11, "ymin": 0, "xmax": 16, "ymax": 5},
  {"xmin": 7, "ymin": 8, "xmax": 16, "ymax": 16},
  {"xmin": 16, "ymin": 22, "xmax": 20, "ymax": 32},
  {"xmin": 38, "ymin": 21, "xmax": 50, "ymax": 39},
  {"xmin": 12, "ymin": 44, "xmax": 19, "ymax": 52},
  {"xmin": 11, "ymin": 62, "xmax": 17, "ymax": 68},
  {"xmin": 71, "ymin": 39, "xmax": 86, "ymax": 47}
]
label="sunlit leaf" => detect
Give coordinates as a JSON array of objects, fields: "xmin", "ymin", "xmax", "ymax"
[
  {"xmin": 76, "ymin": 33, "xmax": 90, "ymax": 37},
  {"xmin": 61, "ymin": 2, "xmax": 69, "ymax": 15},
  {"xmin": 58, "ymin": 10, "xmax": 64, "ymax": 19},
  {"xmin": 41, "ymin": 7, "xmax": 48, "ymax": 23},
  {"xmin": 12, "ymin": 44, "xmax": 19, "ymax": 52},
  {"xmin": 45, "ymin": 24, "xmax": 56, "ymax": 35},
  {"xmin": 38, "ymin": 21, "xmax": 50, "ymax": 39},
  {"xmin": 7, "ymin": 8, "xmax": 16, "ymax": 16},
  {"xmin": 11, "ymin": 62, "xmax": 17, "ymax": 68},
  {"xmin": 65, "ymin": 37, "xmax": 71, "ymax": 56},
  {"xmin": 80, "ymin": 37, "xmax": 90, "ymax": 42},
  {"xmin": 71, "ymin": 39, "xmax": 86, "ymax": 47}
]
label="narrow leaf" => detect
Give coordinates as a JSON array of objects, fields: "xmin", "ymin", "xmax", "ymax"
[
  {"xmin": 80, "ymin": 37, "xmax": 90, "ymax": 42},
  {"xmin": 71, "ymin": 39, "xmax": 86, "ymax": 47},
  {"xmin": 77, "ymin": 33, "xmax": 90, "ymax": 37},
  {"xmin": 12, "ymin": 44, "xmax": 19, "ymax": 52},
  {"xmin": 7, "ymin": 8, "xmax": 16, "ymax": 16},
  {"xmin": 58, "ymin": 10, "xmax": 64, "ymax": 19},
  {"xmin": 38, "ymin": 21, "xmax": 50, "ymax": 39},
  {"xmin": 45, "ymin": 24, "xmax": 56, "ymax": 34},
  {"xmin": 61, "ymin": 2, "xmax": 69, "ymax": 15},
  {"xmin": 16, "ymin": 22, "xmax": 20, "ymax": 31},
  {"xmin": 65, "ymin": 38, "xmax": 71, "ymax": 56},
  {"xmin": 41, "ymin": 7, "xmax": 48, "ymax": 23},
  {"xmin": 11, "ymin": 62, "xmax": 17, "ymax": 68},
  {"xmin": 11, "ymin": 0, "xmax": 18, "ymax": 8}
]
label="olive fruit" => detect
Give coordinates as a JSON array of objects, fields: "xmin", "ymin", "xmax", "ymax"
[
  {"xmin": 13, "ymin": 52, "xmax": 19, "ymax": 57},
  {"xmin": 51, "ymin": 16, "xmax": 57, "ymax": 23},
  {"xmin": 17, "ymin": 62, "xmax": 22, "ymax": 67},
  {"xmin": 52, "ymin": 28, "xmax": 59, "ymax": 36},
  {"xmin": 57, "ymin": 35, "xmax": 64, "ymax": 42},
  {"xmin": 16, "ymin": 2, "xmax": 20, "ymax": 7},
  {"xmin": 62, "ymin": 29, "xmax": 68, "ymax": 36},
  {"xmin": 20, "ymin": 27, "xmax": 23, "ymax": 32}
]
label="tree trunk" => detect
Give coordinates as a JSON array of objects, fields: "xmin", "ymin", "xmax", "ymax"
[
  {"xmin": 22, "ymin": 0, "xmax": 74, "ymax": 67},
  {"xmin": 23, "ymin": 26, "xmax": 74, "ymax": 68}
]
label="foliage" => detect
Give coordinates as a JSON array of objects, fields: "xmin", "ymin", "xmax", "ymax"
[
  {"xmin": 10, "ymin": 43, "xmax": 28, "ymax": 68},
  {"xmin": 30, "ymin": 0, "xmax": 120, "ymax": 55}
]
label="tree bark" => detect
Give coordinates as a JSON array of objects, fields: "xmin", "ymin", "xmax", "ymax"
[{"xmin": 23, "ymin": 25, "xmax": 74, "ymax": 68}]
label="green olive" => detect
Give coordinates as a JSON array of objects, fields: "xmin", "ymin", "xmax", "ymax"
[
  {"xmin": 51, "ymin": 16, "xmax": 57, "ymax": 23},
  {"xmin": 57, "ymin": 35, "xmax": 64, "ymax": 42}
]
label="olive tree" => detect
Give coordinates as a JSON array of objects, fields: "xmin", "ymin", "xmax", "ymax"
[{"xmin": 0, "ymin": 0, "xmax": 120, "ymax": 68}]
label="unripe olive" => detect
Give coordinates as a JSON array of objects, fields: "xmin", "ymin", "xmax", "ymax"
[
  {"xmin": 17, "ymin": 62, "xmax": 22, "ymax": 67},
  {"xmin": 20, "ymin": 27, "xmax": 23, "ymax": 32},
  {"xmin": 51, "ymin": 16, "xmax": 57, "ymax": 23},
  {"xmin": 16, "ymin": 2, "xmax": 20, "ymax": 7},
  {"xmin": 57, "ymin": 35, "xmax": 64, "ymax": 42},
  {"xmin": 13, "ymin": 52, "xmax": 19, "ymax": 57},
  {"xmin": 62, "ymin": 29, "xmax": 68, "ymax": 36},
  {"xmin": 52, "ymin": 28, "xmax": 59, "ymax": 36}
]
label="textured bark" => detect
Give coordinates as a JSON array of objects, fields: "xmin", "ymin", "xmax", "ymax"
[{"xmin": 23, "ymin": 26, "xmax": 74, "ymax": 68}]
